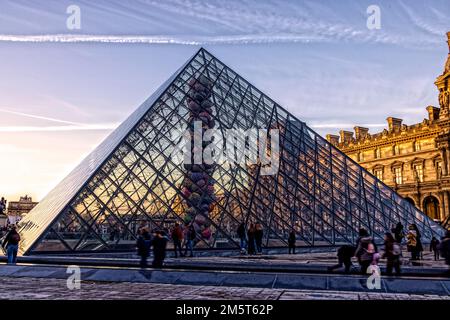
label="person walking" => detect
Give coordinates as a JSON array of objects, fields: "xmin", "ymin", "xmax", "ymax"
[
  {"xmin": 254, "ymin": 223, "xmax": 264, "ymax": 254},
  {"xmin": 430, "ymin": 236, "xmax": 440, "ymax": 261},
  {"xmin": 237, "ymin": 222, "xmax": 247, "ymax": 254},
  {"xmin": 136, "ymin": 228, "xmax": 151, "ymax": 268},
  {"xmin": 0, "ymin": 197, "xmax": 6, "ymax": 215},
  {"xmin": 171, "ymin": 223, "xmax": 183, "ymax": 258},
  {"xmin": 439, "ymin": 230, "xmax": 450, "ymax": 274},
  {"xmin": 354, "ymin": 228, "xmax": 377, "ymax": 274},
  {"xmin": 288, "ymin": 231, "xmax": 296, "ymax": 254},
  {"xmin": 184, "ymin": 224, "xmax": 195, "ymax": 257},
  {"xmin": 406, "ymin": 225, "xmax": 419, "ymax": 261},
  {"xmin": 247, "ymin": 223, "xmax": 256, "ymax": 255},
  {"xmin": 328, "ymin": 245, "xmax": 355, "ymax": 273},
  {"xmin": 151, "ymin": 230, "xmax": 168, "ymax": 268},
  {"xmin": 392, "ymin": 222, "xmax": 404, "ymax": 244},
  {"xmin": 382, "ymin": 232, "xmax": 401, "ymax": 276},
  {"xmin": 2, "ymin": 225, "xmax": 20, "ymax": 264},
  {"xmin": 411, "ymin": 224, "xmax": 424, "ymax": 260}
]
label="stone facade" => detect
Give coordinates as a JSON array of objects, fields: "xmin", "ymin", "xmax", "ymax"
[{"xmin": 326, "ymin": 32, "xmax": 450, "ymax": 223}]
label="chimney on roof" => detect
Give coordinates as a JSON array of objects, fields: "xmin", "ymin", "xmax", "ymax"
[
  {"xmin": 354, "ymin": 126, "xmax": 369, "ymax": 140},
  {"xmin": 339, "ymin": 130, "xmax": 354, "ymax": 143},
  {"xmin": 387, "ymin": 117, "xmax": 402, "ymax": 132},
  {"xmin": 447, "ymin": 31, "xmax": 450, "ymax": 53},
  {"xmin": 426, "ymin": 106, "xmax": 440, "ymax": 121},
  {"xmin": 326, "ymin": 134, "xmax": 340, "ymax": 145}
]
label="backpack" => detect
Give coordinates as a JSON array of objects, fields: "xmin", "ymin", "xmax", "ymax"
[
  {"xmin": 407, "ymin": 232, "xmax": 417, "ymax": 247},
  {"xmin": 11, "ymin": 233, "xmax": 20, "ymax": 243}
]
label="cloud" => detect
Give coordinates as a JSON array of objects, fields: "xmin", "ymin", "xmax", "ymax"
[
  {"xmin": 0, "ymin": 32, "xmax": 439, "ymax": 46},
  {"xmin": 0, "ymin": 0, "xmax": 448, "ymax": 47},
  {"xmin": 0, "ymin": 108, "xmax": 119, "ymax": 132},
  {"xmin": 0, "ymin": 108, "xmax": 83, "ymax": 125},
  {"xmin": 0, "ymin": 123, "xmax": 118, "ymax": 132},
  {"xmin": 310, "ymin": 123, "xmax": 386, "ymax": 129}
]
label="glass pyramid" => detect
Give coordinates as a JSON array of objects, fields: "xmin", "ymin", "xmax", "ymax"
[{"xmin": 16, "ymin": 48, "xmax": 444, "ymax": 255}]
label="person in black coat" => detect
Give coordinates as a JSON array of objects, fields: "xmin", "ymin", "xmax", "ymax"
[
  {"xmin": 136, "ymin": 228, "xmax": 151, "ymax": 268},
  {"xmin": 237, "ymin": 223, "xmax": 247, "ymax": 253},
  {"xmin": 392, "ymin": 222, "xmax": 404, "ymax": 244},
  {"xmin": 254, "ymin": 223, "xmax": 264, "ymax": 254},
  {"xmin": 328, "ymin": 245, "xmax": 356, "ymax": 273},
  {"xmin": 288, "ymin": 231, "xmax": 296, "ymax": 254},
  {"xmin": 151, "ymin": 230, "xmax": 168, "ymax": 268},
  {"xmin": 439, "ymin": 230, "xmax": 450, "ymax": 272},
  {"xmin": 430, "ymin": 237, "xmax": 440, "ymax": 261},
  {"xmin": 247, "ymin": 223, "xmax": 256, "ymax": 255}
]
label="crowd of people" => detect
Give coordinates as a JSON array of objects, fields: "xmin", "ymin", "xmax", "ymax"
[
  {"xmin": 1, "ymin": 216, "xmax": 449, "ymax": 275},
  {"xmin": 136, "ymin": 222, "xmax": 199, "ymax": 268},
  {"xmin": 327, "ymin": 222, "xmax": 450, "ymax": 276},
  {"xmin": 138, "ymin": 220, "xmax": 450, "ymax": 274},
  {"xmin": 237, "ymin": 222, "xmax": 264, "ymax": 255}
]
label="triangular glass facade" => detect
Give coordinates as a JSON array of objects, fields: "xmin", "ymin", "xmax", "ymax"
[{"xmin": 17, "ymin": 48, "xmax": 444, "ymax": 255}]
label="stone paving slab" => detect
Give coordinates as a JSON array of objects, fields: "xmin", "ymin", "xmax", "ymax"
[
  {"xmin": 273, "ymin": 274, "xmax": 327, "ymax": 290},
  {"xmin": 1, "ymin": 263, "xmax": 449, "ymax": 296},
  {"xmin": 327, "ymin": 276, "xmax": 386, "ymax": 293},
  {"xmin": 0, "ymin": 276, "xmax": 448, "ymax": 300},
  {"xmin": 174, "ymin": 271, "xmax": 227, "ymax": 286},
  {"xmin": 383, "ymin": 278, "xmax": 450, "ymax": 295},
  {"xmin": 220, "ymin": 273, "xmax": 276, "ymax": 288}
]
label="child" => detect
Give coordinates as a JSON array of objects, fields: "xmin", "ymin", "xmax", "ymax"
[{"xmin": 430, "ymin": 236, "xmax": 440, "ymax": 261}]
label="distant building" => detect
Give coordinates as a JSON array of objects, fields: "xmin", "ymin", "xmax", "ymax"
[
  {"xmin": 327, "ymin": 31, "xmax": 450, "ymax": 223},
  {"xmin": 0, "ymin": 213, "xmax": 7, "ymax": 228},
  {"xmin": 7, "ymin": 195, "xmax": 39, "ymax": 225}
]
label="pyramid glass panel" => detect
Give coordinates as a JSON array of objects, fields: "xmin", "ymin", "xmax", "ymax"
[{"xmin": 15, "ymin": 48, "xmax": 445, "ymax": 255}]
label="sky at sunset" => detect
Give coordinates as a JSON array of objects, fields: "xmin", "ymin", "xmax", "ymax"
[{"xmin": 0, "ymin": 0, "xmax": 449, "ymax": 201}]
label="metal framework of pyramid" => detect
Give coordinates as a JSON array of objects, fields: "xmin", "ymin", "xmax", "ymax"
[{"xmin": 16, "ymin": 48, "xmax": 444, "ymax": 255}]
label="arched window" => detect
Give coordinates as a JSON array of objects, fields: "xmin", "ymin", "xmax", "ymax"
[
  {"xmin": 423, "ymin": 196, "xmax": 440, "ymax": 220},
  {"xmin": 405, "ymin": 197, "xmax": 415, "ymax": 206}
]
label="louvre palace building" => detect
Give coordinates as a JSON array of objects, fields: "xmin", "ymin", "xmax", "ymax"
[{"xmin": 327, "ymin": 32, "xmax": 450, "ymax": 225}]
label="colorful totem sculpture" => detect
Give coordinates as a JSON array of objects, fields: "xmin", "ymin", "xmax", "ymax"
[{"xmin": 182, "ymin": 75, "xmax": 216, "ymax": 243}]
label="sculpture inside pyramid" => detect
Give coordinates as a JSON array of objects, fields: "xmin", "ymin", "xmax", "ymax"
[{"xmin": 15, "ymin": 48, "xmax": 445, "ymax": 255}]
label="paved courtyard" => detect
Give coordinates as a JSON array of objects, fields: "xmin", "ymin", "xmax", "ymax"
[{"xmin": 0, "ymin": 276, "xmax": 448, "ymax": 300}]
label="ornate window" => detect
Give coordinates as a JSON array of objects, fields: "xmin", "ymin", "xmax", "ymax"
[
  {"xmin": 436, "ymin": 161, "xmax": 443, "ymax": 178},
  {"xmin": 375, "ymin": 148, "xmax": 381, "ymax": 159},
  {"xmin": 414, "ymin": 140, "xmax": 421, "ymax": 152},
  {"xmin": 414, "ymin": 164, "xmax": 424, "ymax": 182},
  {"xmin": 393, "ymin": 144, "xmax": 400, "ymax": 156},
  {"xmin": 394, "ymin": 167, "xmax": 403, "ymax": 184},
  {"xmin": 357, "ymin": 152, "xmax": 364, "ymax": 162}
]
